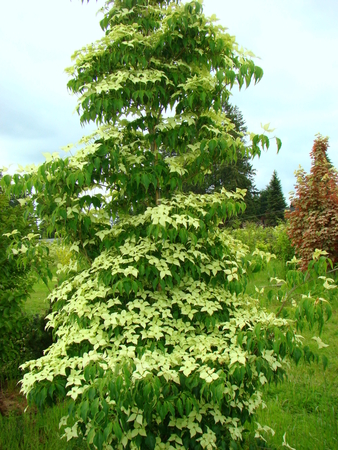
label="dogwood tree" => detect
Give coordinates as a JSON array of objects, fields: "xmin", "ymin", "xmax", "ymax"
[{"xmin": 1, "ymin": 1, "xmax": 308, "ymax": 449}]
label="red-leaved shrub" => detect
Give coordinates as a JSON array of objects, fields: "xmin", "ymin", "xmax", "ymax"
[{"xmin": 287, "ymin": 135, "xmax": 338, "ymax": 269}]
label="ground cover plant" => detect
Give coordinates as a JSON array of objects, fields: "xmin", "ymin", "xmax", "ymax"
[{"xmin": 0, "ymin": 1, "xmax": 335, "ymax": 449}]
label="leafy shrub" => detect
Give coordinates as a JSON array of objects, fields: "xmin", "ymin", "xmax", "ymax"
[
  {"xmin": 0, "ymin": 192, "xmax": 37, "ymax": 373},
  {"xmin": 0, "ymin": 234, "xmax": 83, "ymax": 382},
  {"xmin": 0, "ymin": 184, "xmax": 56, "ymax": 382},
  {"xmin": 0, "ymin": 311, "xmax": 53, "ymax": 382},
  {"xmin": 274, "ymin": 253, "xmax": 333, "ymax": 336},
  {"xmin": 232, "ymin": 222, "xmax": 294, "ymax": 263},
  {"xmin": 49, "ymin": 240, "xmax": 74, "ymax": 269},
  {"xmin": 273, "ymin": 224, "xmax": 294, "ymax": 263}
]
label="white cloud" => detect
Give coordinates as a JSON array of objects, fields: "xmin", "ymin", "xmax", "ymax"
[{"xmin": 201, "ymin": 0, "xmax": 338, "ymax": 198}]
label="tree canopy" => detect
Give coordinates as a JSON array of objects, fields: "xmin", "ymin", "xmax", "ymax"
[
  {"xmin": 1, "ymin": 1, "xmax": 297, "ymax": 449},
  {"xmin": 1, "ymin": 0, "xmax": 277, "ymax": 258}
]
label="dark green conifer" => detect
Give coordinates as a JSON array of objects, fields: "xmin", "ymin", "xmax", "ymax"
[
  {"xmin": 261, "ymin": 170, "xmax": 287, "ymax": 226},
  {"xmin": 182, "ymin": 101, "xmax": 258, "ymax": 222}
]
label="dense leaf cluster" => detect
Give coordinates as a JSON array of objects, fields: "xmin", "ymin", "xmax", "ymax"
[
  {"xmin": 0, "ymin": 186, "xmax": 34, "ymax": 365},
  {"xmin": 232, "ymin": 223, "xmax": 294, "ymax": 263},
  {"xmin": 22, "ymin": 192, "xmax": 301, "ymax": 449}
]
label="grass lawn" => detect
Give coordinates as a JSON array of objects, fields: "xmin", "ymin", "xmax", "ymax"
[
  {"xmin": 1, "ymin": 260, "xmax": 337, "ymax": 449},
  {"xmin": 24, "ymin": 277, "xmax": 53, "ymax": 316},
  {"xmin": 0, "ymin": 389, "xmax": 86, "ymax": 450},
  {"xmin": 245, "ymin": 260, "xmax": 338, "ymax": 449}
]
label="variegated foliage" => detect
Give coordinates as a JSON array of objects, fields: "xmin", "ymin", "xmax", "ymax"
[
  {"xmin": 0, "ymin": 1, "xmax": 303, "ymax": 449},
  {"xmin": 22, "ymin": 193, "xmax": 297, "ymax": 450}
]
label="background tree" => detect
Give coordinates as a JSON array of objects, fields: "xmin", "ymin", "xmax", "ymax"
[
  {"xmin": 258, "ymin": 187, "xmax": 269, "ymax": 221},
  {"xmin": 259, "ymin": 170, "xmax": 287, "ymax": 226},
  {"xmin": 2, "ymin": 1, "xmax": 299, "ymax": 449},
  {"xmin": 182, "ymin": 101, "xmax": 259, "ymax": 222},
  {"xmin": 0, "ymin": 172, "xmax": 39, "ymax": 371},
  {"xmin": 287, "ymin": 135, "xmax": 338, "ymax": 269}
]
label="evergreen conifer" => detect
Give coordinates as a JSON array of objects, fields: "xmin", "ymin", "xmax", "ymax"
[{"xmin": 260, "ymin": 170, "xmax": 287, "ymax": 226}]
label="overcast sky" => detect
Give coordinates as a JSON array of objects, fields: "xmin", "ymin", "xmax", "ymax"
[{"xmin": 1, "ymin": 0, "xmax": 338, "ymax": 202}]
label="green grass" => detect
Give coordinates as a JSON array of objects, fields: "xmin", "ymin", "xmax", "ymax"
[
  {"xmin": 24, "ymin": 270, "xmax": 62, "ymax": 316},
  {"xmin": 0, "ymin": 397, "xmax": 86, "ymax": 450},
  {"xmin": 2, "ymin": 259, "xmax": 338, "ymax": 449},
  {"xmin": 254, "ymin": 369, "xmax": 338, "ymax": 449},
  {"xmin": 0, "ymin": 273, "xmax": 86, "ymax": 449},
  {"xmin": 24, "ymin": 278, "xmax": 52, "ymax": 316},
  {"xmin": 243, "ymin": 260, "xmax": 338, "ymax": 449}
]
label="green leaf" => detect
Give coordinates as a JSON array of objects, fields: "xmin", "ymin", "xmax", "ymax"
[
  {"xmin": 87, "ymin": 428, "xmax": 96, "ymax": 445},
  {"xmin": 123, "ymin": 280, "xmax": 131, "ymax": 296},
  {"xmin": 176, "ymin": 398, "xmax": 184, "ymax": 417},
  {"xmin": 86, "ymin": 378, "xmax": 96, "ymax": 397},
  {"xmin": 93, "ymin": 430, "xmax": 104, "ymax": 450},
  {"xmin": 59, "ymin": 208, "xmax": 67, "ymax": 221},
  {"xmin": 141, "ymin": 174, "xmax": 150, "ymax": 191},
  {"xmin": 80, "ymin": 400, "xmax": 89, "ymax": 421},
  {"xmin": 292, "ymin": 347, "xmax": 302, "ymax": 365},
  {"xmin": 2, "ymin": 175, "xmax": 11, "ymax": 187},
  {"xmin": 77, "ymin": 171, "xmax": 85, "ymax": 187},
  {"xmin": 104, "ymin": 423, "xmax": 113, "ymax": 441},
  {"xmin": 132, "ymin": 281, "xmax": 139, "ymax": 294},
  {"xmin": 91, "ymin": 398, "xmax": 100, "ymax": 416},
  {"xmin": 254, "ymin": 66, "xmax": 264, "ymax": 83},
  {"xmin": 116, "ymin": 376, "xmax": 123, "ymax": 392},
  {"xmin": 113, "ymin": 421, "xmax": 123, "ymax": 441},
  {"xmin": 159, "ymin": 402, "xmax": 168, "ymax": 420},
  {"xmin": 322, "ymin": 355, "xmax": 329, "ymax": 371},
  {"xmin": 230, "ymin": 441, "xmax": 238, "ymax": 450},
  {"xmin": 185, "ymin": 398, "xmax": 192, "ymax": 416},
  {"xmin": 208, "ymin": 139, "xmax": 217, "ymax": 152},
  {"xmin": 145, "ymin": 432, "xmax": 156, "ymax": 450}
]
